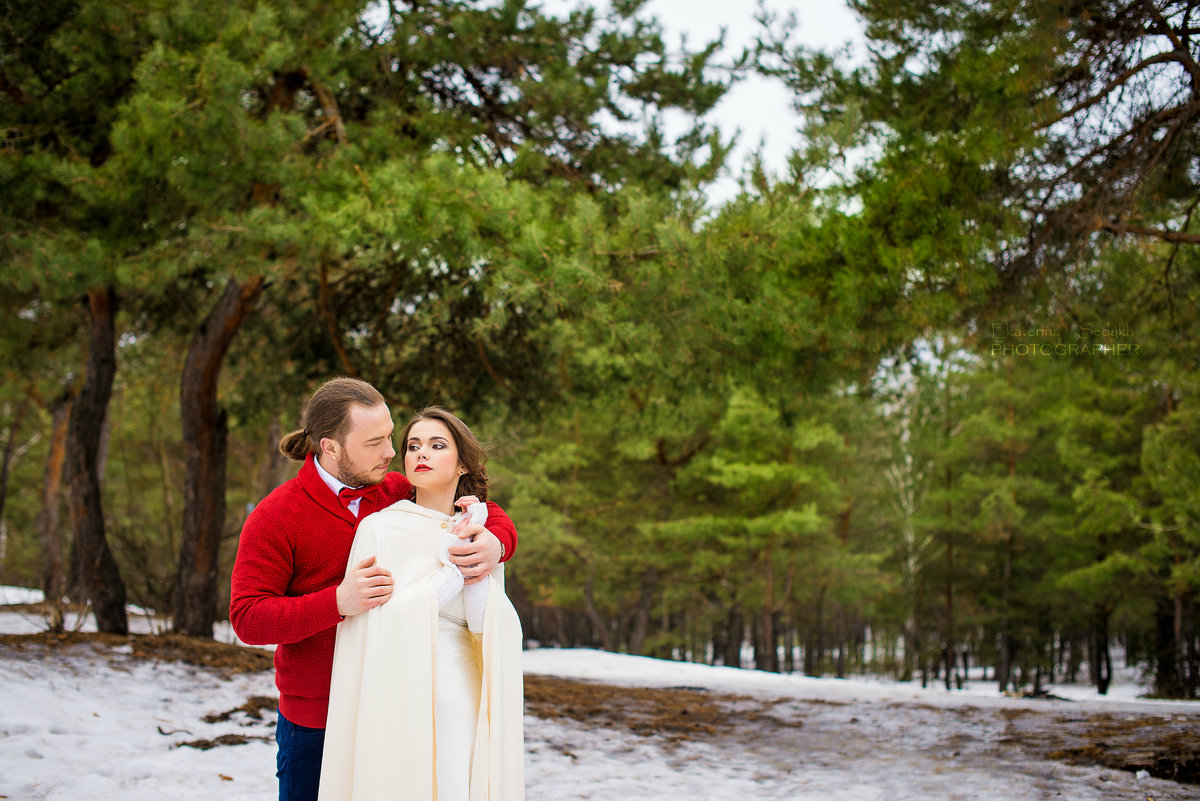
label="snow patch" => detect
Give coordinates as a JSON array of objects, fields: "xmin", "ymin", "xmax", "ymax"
[{"xmin": 2, "ymin": 590, "xmax": 1196, "ymax": 800}]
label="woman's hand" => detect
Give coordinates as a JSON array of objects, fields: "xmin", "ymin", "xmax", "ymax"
[
  {"xmin": 450, "ymin": 495, "xmax": 482, "ymax": 538},
  {"xmin": 448, "ymin": 525, "xmax": 502, "ymax": 585}
]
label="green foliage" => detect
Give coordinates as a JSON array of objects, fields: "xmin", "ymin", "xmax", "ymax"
[
  {"xmin": 2, "ymin": 0, "xmax": 1197, "ymax": 696},
  {"xmin": 0, "ymin": 0, "xmax": 736, "ymax": 625}
]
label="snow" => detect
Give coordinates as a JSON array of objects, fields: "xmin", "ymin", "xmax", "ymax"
[
  {"xmin": 0, "ymin": 587, "xmax": 254, "ymax": 645},
  {"xmin": 522, "ymin": 647, "xmax": 1165, "ymax": 709},
  {"xmin": 0, "ymin": 587, "xmax": 43, "ymax": 604},
  {"xmin": 1, "ymin": 638, "xmax": 278, "ymax": 800},
  {"xmin": 2, "ymin": 588, "xmax": 1197, "ymax": 800}
]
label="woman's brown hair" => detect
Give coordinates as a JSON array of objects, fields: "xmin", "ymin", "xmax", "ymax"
[
  {"xmin": 278, "ymin": 378, "xmax": 387, "ymax": 461},
  {"xmin": 399, "ymin": 405, "xmax": 488, "ymax": 503}
]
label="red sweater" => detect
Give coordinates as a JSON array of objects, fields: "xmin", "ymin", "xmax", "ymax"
[{"xmin": 229, "ymin": 454, "xmax": 517, "ymax": 728}]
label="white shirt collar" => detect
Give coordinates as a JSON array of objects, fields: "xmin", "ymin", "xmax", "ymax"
[{"xmin": 313, "ymin": 454, "xmax": 364, "ymax": 517}]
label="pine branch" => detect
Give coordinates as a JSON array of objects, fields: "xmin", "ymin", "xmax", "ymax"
[
  {"xmin": 1041, "ymin": 52, "xmax": 1185, "ymax": 128},
  {"xmin": 318, "ymin": 262, "xmax": 359, "ymax": 377},
  {"xmin": 1096, "ymin": 217, "xmax": 1200, "ymax": 243}
]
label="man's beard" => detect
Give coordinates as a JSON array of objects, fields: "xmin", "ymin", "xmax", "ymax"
[{"xmin": 336, "ymin": 452, "xmax": 386, "ymax": 488}]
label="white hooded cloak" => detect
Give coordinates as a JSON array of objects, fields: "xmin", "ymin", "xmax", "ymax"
[{"xmin": 318, "ymin": 500, "xmax": 524, "ymax": 801}]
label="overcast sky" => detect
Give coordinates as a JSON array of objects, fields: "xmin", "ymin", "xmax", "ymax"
[
  {"xmin": 535, "ymin": 0, "xmax": 865, "ymax": 204},
  {"xmin": 637, "ymin": 0, "xmax": 865, "ymax": 204}
]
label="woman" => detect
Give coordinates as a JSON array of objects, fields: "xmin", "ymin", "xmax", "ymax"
[{"xmin": 317, "ymin": 407, "xmax": 524, "ymax": 801}]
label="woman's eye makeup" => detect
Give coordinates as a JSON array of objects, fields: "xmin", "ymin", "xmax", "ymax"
[{"xmin": 406, "ymin": 439, "xmax": 448, "ymax": 450}]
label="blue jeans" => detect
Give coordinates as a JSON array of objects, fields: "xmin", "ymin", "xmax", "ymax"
[{"xmin": 276, "ymin": 710, "xmax": 325, "ymax": 801}]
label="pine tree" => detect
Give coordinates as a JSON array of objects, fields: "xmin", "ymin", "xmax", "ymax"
[{"xmin": 2, "ymin": 0, "xmax": 732, "ymax": 635}]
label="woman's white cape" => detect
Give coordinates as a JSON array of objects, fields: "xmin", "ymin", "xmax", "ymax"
[{"xmin": 318, "ymin": 501, "xmax": 524, "ymax": 801}]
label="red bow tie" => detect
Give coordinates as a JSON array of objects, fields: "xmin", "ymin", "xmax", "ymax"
[{"xmin": 338, "ymin": 485, "xmax": 375, "ymax": 509}]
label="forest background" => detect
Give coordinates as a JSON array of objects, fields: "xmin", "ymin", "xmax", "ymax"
[{"xmin": 1, "ymin": 0, "xmax": 1197, "ymax": 698}]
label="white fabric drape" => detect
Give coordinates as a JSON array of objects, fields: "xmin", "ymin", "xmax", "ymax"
[
  {"xmin": 435, "ymin": 617, "xmax": 481, "ymax": 799},
  {"xmin": 318, "ymin": 500, "xmax": 524, "ymax": 801}
]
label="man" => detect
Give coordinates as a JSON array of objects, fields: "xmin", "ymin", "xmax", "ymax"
[{"xmin": 230, "ymin": 377, "xmax": 517, "ymax": 801}]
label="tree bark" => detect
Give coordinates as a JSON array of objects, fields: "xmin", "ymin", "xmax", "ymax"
[
  {"xmin": 1154, "ymin": 593, "xmax": 1182, "ymax": 697},
  {"xmin": 66, "ymin": 287, "xmax": 127, "ymax": 634},
  {"xmin": 720, "ymin": 603, "xmax": 743, "ymax": 668},
  {"xmin": 38, "ymin": 392, "xmax": 73, "ymax": 604},
  {"xmin": 943, "ymin": 515, "xmax": 955, "ymax": 690},
  {"xmin": 625, "ymin": 568, "xmax": 657, "ymax": 656},
  {"xmin": 805, "ymin": 584, "xmax": 826, "ymax": 676},
  {"xmin": 173, "ymin": 276, "xmax": 265, "ymax": 637},
  {"xmin": 1090, "ymin": 607, "xmax": 1112, "ymax": 695},
  {"xmin": 758, "ymin": 551, "xmax": 779, "ymax": 672},
  {"xmin": 581, "ymin": 567, "xmax": 615, "ymax": 652},
  {"xmin": 995, "ymin": 535, "xmax": 1013, "ymax": 692},
  {"xmin": 1185, "ymin": 592, "xmax": 1199, "ymax": 698},
  {"xmin": 835, "ymin": 603, "xmax": 847, "ymax": 679},
  {"xmin": 904, "ymin": 575, "xmax": 925, "ymax": 683},
  {"xmin": 0, "ymin": 398, "xmax": 31, "ymax": 530}
]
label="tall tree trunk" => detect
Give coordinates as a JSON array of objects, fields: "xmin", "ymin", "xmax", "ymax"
[
  {"xmin": 174, "ymin": 276, "xmax": 264, "ymax": 637},
  {"xmin": 1090, "ymin": 607, "xmax": 1112, "ymax": 695},
  {"xmin": 0, "ymin": 398, "xmax": 31, "ymax": 529},
  {"xmin": 759, "ymin": 546, "xmax": 779, "ymax": 672},
  {"xmin": 626, "ymin": 568, "xmax": 657, "ymax": 656},
  {"xmin": 995, "ymin": 534, "xmax": 1013, "ymax": 692},
  {"xmin": 834, "ymin": 502, "xmax": 852, "ymax": 679},
  {"xmin": 901, "ymin": 622, "xmax": 916, "ymax": 683},
  {"xmin": 1154, "ymin": 592, "xmax": 1182, "ymax": 697},
  {"xmin": 943, "ymin": 506, "xmax": 956, "ymax": 690},
  {"xmin": 1065, "ymin": 632, "xmax": 1082, "ymax": 684},
  {"xmin": 38, "ymin": 392, "xmax": 73, "ymax": 605},
  {"xmin": 1185, "ymin": 592, "xmax": 1198, "ymax": 698},
  {"xmin": 0, "ymin": 399, "xmax": 35, "ymax": 569},
  {"xmin": 721, "ymin": 603, "xmax": 743, "ymax": 668},
  {"xmin": 66, "ymin": 288, "xmax": 126, "ymax": 634},
  {"xmin": 904, "ymin": 575, "xmax": 925, "ymax": 683},
  {"xmin": 581, "ymin": 566, "xmax": 615, "ymax": 652},
  {"xmin": 834, "ymin": 603, "xmax": 847, "ymax": 678},
  {"xmin": 1176, "ymin": 583, "xmax": 1191, "ymax": 697},
  {"xmin": 995, "ymin": 420, "xmax": 1019, "ymax": 693},
  {"xmin": 805, "ymin": 584, "xmax": 825, "ymax": 676}
]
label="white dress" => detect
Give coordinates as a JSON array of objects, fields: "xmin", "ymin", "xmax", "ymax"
[{"xmin": 318, "ymin": 500, "xmax": 525, "ymax": 801}]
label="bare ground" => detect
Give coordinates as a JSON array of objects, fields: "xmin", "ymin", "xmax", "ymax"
[{"xmin": 524, "ymin": 674, "xmax": 1200, "ymax": 788}]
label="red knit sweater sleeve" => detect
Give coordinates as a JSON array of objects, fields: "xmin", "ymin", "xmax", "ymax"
[
  {"xmin": 483, "ymin": 500, "xmax": 518, "ymax": 560},
  {"xmin": 229, "ymin": 486, "xmax": 343, "ymax": 646}
]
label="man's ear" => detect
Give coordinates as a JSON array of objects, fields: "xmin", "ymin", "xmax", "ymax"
[{"xmin": 319, "ymin": 437, "xmax": 341, "ymax": 461}]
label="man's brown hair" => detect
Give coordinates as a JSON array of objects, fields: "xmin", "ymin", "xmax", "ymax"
[{"xmin": 278, "ymin": 378, "xmax": 387, "ymax": 461}]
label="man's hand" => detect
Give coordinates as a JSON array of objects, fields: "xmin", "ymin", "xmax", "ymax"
[
  {"xmin": 336, "ymin": 556, "xmax": 393, "ymax": 616},
  {"xmin": 448, "ymin": 524, "xmax": 502, "ymax": 585}
]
